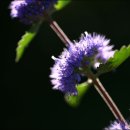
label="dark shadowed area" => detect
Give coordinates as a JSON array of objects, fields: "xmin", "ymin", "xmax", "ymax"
[{"xmin": 1, "ymin": 0, "xmax": 130, "ymax": 129}]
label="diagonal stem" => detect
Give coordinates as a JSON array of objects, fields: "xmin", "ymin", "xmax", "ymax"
[
  {"xmin": 44, "ymin": 13, "xmax": 71, "ymax": 46},
  {"xmin": 87, "ymin": 72, "xmax": 129, "ymax": 127},
  {"xmin": 49, "ymin": 20, "xmax": 71, "ymax": 46}
]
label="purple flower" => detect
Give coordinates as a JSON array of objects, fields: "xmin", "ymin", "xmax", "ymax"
[
  {"xmin": 104, "ymin": 121, "xmax": 130, "ymax": 130},
  {"xmin": 9, "ymin": 0, "xmax": 57, "ymax": 24},
  {"xmin": 50, "ymin": 32, "xmax": 115, "ymax": 94}
]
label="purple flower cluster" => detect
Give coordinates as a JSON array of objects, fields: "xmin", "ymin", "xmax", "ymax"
[
  {"xmin": 104, "ymin": 121, "xmax": 130, "ymax": 130},
  {"xmin": 50, "ymin": 32, "xmax": 115, "ymax": 94},
  {"xmin": 10, "ymin": 0, "xmax": 57, "ymax": 24}
]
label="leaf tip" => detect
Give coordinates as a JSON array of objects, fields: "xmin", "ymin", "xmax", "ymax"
[
  {"xmin": 64, "ymin": 94, "xmax": 80, "ymax": 108},
  {"xmin": 54, "ymin": 0, "xmax": 71, "ymax": 10},
  {"xmin": 15, "ymin": 57, "xmax": 19, "ymax": 63}
]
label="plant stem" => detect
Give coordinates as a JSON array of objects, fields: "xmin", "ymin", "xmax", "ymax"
[
  {"xmin": 49, "ymin": 20, "xmax": 71, "ymax": 46},
  {"xmin": 44, "ymin": 13, "xmax": 71, "ymax": 46},
  {"xmin": 87, "ymin": 72, "xmax": 128, "ymax": 126}
]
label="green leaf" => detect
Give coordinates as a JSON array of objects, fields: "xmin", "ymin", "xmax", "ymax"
[
  {"xmin": 97, "ymin": 45, "xmax": 130, "ymax": 75},
  {"xmin": 64, "ymin": 81, "xmax": 91, "ymax": 107},
  {"xmin": 54, "ymin": 0, "xmax": 71, "ymax": 10},
  {"xmin": 15, "ymin": 22, "xmax": 42, "ymax": 62}
]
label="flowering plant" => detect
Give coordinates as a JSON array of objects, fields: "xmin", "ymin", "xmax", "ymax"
[{"xmin": 7, "ymin": 0, "xmax": 130, "ymax": 129}]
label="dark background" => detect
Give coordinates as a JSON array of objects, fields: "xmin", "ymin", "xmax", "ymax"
[{"xmin": 1, "ymin": 0, "xmax": 130, "ymax": 129}]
